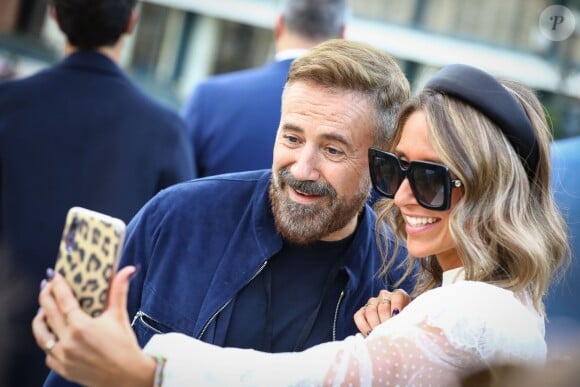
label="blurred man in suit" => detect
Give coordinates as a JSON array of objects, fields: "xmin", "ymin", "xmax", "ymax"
[
  {"xmin": 0, "ymin": 0, "xmax": 194, "ymax": 385},
  {"xmin": 182, "ymin": 0, "xmax": 348, "ymax": 177},
  {"xmin": 546, "ymin": 135, "xmax": 580, "ymax": 357}
]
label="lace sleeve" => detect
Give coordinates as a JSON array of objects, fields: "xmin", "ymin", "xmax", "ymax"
[
  {"xmin": 144, "ymin": 321, "xmax": 470, "ymax": 386},
  {"xmin": 143, "ymin": 282, "xmax": 545, "ymax": 386},
  {"xmin": 324, "ymin": 320, "xmax": 473, "ymax": 386},
  {"xmin": 322, "ymin": 281, "xmax": 546, "ymax": 386}
]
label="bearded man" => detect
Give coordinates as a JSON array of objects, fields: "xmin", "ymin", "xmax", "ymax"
[{"xmin": 45, "ymin": 41, "xmax": 412, "ymax": 387}]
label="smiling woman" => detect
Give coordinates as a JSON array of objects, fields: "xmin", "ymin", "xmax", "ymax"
[
  {"xmin": 387, "ymin": 109, "xmax": 464, "ymax": 269},
  {"xmin": 375, "ymin": 64, "xmax": 568, "ymax": 300}
]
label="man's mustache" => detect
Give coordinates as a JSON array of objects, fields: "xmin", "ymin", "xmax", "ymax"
[{"xmin": 278, "ymin": 168, "xmax": 336, "ymax": 198}]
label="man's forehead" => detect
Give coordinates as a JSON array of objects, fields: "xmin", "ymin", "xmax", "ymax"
[
  {"xmin": 283, "ymin": 80, "xmax": 356, "ymax": 98},
  {"xmin": 280, "ymin": 83, "xmax": 373, "ymax": 141}
]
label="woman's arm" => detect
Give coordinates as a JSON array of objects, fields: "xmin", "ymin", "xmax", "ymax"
[
  {"xmin": 34, "ymin": 270, "xmax": 535, "ymax": 386},
  {"xmin": 33, "ymin": 268, "xmax": 452, "ymax": 386}
]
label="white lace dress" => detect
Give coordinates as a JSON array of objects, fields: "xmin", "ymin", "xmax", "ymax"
[{"xmin": 143, "ymin": 269, "xmax": 546, "ymax": 386}]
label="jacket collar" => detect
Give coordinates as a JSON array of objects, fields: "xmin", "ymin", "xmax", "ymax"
[
  {"xmin": 59, "ymin": 51, "xmax": 125, "ymax": 78},
  {"xmin": 275, "ymin": 49, "xmax": 308, "ymax": 62},
  {"xmin": 251, "ymin": 171, "xmax": 376, "ymax": 290}
]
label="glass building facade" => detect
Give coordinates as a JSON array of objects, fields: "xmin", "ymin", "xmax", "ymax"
[{"xmin": 1, "ymin": 0, "xmax": 578, "ymax": 138}]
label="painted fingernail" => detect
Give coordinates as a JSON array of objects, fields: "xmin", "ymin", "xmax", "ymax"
[
  {"xmin": 366, "ymin": 330, "xmax": 372, "ymax": 336},
  {"xmin": 46, "ymin": 268, "xmax": 55, "ymax": 280},
  {"xmin": 40, "ymin": 279, "xmax": 47, "ymax": 290},
  {"xmin": 392, "ymin": 308, "xmax": 400, "ymax": 316}
]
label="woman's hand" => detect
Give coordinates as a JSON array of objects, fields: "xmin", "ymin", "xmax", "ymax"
[
  {"xmin": 31, "ymin": 266, "xmax": 156, "ymax": 387},
  {"xmin": 354, "ymin": 289, "xmax": 411, "ymax": 337}
]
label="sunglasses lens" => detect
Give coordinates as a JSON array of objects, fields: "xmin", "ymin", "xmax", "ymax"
[
  {"xmin": 410, "ymin": 164, "xmax": 446, "ymax": 208},
  {"xmin": 371, "ymin": 154, "xmax": 401, "ymax": 197}
]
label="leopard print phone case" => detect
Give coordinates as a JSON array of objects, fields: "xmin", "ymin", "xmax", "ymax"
[{"xmin": 54, "ymin": 207, "xmax": 126, "ymax": 317}]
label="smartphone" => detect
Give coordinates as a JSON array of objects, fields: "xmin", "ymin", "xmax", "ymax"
[{"xmin": 54, "ymin": 207, "xmax": 126, "ymax": 317}]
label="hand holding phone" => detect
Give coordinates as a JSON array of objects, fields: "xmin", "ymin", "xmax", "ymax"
[{"xmin": 54, "ymin": 207, "xmax": 126, "ymax": 317}]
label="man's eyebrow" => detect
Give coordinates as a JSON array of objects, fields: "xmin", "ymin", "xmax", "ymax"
[
  {"xmin": 321, "ymin": 133, "xmax": 350, "ymax": 146},
  {"xmin": 280, "ymin": 124, "xmax": 355, "ymax": 152},
  {"xmin": 280, "ymin": 123, "xmax": 303, "ymax": 133}
]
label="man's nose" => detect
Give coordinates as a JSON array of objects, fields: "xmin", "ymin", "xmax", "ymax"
[{"xmin": 290, "ymin": 146, "xmax": 321, "ymax": 181}]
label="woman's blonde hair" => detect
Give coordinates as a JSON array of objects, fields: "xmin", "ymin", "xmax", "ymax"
[{"xmin": 375, "ymin": 79, "xmax": 569, "ymax": 314}]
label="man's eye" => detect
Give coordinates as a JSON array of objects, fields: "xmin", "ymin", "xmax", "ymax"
[
  {"xmin": 326, "ymin": 147, "xmax": 345, "ymax": 158},
  {"xmin": 283, "ymin": 135, "xmax": 298, "ymax": 143}
]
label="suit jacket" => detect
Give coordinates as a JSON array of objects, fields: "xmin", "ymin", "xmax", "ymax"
[
  {"xmin": 0, "ymin": 51, "xmax": 194, "ymax": 387},
  {"xmin": 181, "ymin": 59, "xmax": 293, "ymax": 177},
  {"xmin": 545, "ymin": 136, "xmax": 580, "ymax": 352}
]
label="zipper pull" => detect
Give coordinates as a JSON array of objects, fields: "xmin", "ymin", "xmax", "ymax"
[{"xmin": 131, "ymin": 310, "xmax": 142, "ymax": 327}]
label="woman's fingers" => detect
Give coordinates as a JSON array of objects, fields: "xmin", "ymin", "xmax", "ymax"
[
  {"xmin": 364, "ymin": 298, "xmax": 383, "ymax": 328},
  {"xmin": 31, "ymin": 301, "xmax": 70, "ymax": 377},
  {"xmin": 38, "ymin": 278, "xmax": 68, "ymax": 340},
  {"xmin": 354, "ymin": 289, "xmax": 412, "ymax": 337},
  {"xmin": 354, "ymin": 304, "xmax": 373, "ymax": 337},
  {"xmin": 377, "ymin": 290, "xmax": 393, "ymax": 323},
  {"xmin": 389, "ymin": 288, "xmax": 410, "ymax": 315},
  {"xmin": 31, "ymin": 308, "xmax": 57, "ymax": 356},
  {"xmin": 51, "ymin": 273, "xmax": 84, "ymax": 318},
  {"xmin": 354, "ymin": 295, "xmax": 383, "ymax": 336}
]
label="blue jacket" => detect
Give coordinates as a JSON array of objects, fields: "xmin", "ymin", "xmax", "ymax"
[
  {"xmin": 46, "ymin": 170, "xmax": 413, "ymax": 386},
  {"xmin": 125, "ymin": 170, "xmax": 413, "ymax": 344},
  {"xmin": 182, "ymin": 59, "xmax": 293, "ymax": 176},
  {"xmin": 44, "ymin": 170, "xmax": 414, "ymax": 387},
  {"xmin": 0, "ymin": 51, "xmax": 194, "ymax": 387}
]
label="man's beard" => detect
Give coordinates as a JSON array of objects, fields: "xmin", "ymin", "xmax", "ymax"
[{"xmin": 269, "ymin": 168, "xmax": 370, "ymax": 245}]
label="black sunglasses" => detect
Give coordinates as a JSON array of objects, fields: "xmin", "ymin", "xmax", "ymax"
[{"xmin": 368, "ymin": 147, "xmax": 462, "ymax": 211}]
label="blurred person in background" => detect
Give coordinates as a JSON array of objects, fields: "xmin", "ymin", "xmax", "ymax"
[
  {"xmin": 545, "ymin": 135, "xmax": 580, "ymax": 358},
  {"xmin": 0, "ymin": 0, "xmax": 194, "ymax": 385},
  {"xmin": 182, "ymin": 0, "xmax": 348, "ymax": 177},
  {"xmin": 0, "ymin": 244, "xmax": 26, "ymax": 386}
]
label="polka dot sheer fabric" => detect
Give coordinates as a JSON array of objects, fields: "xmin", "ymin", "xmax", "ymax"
[
  {"xmin": 144, "ymin": 281, "xmax": 546, "ymax": 386},
  {"xmin": 324, "ymin": 325, "xmax": 466, "ymax": 385}
]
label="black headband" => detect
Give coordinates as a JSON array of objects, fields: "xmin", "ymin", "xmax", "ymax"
[{"xmin": 424, "ymin": 64, "xmax": 539, "ymax": 181}]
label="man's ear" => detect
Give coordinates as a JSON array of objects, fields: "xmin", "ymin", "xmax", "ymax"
[{"xmin": 124, "ymin": 9, "xmax": 138, "ymax": 34}]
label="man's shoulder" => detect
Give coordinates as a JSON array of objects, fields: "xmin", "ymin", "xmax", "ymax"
[
  {"xmin": 154, "ymin": 170, "xmax": 271, "ymax": 201},
  {"xmin": 133, "ymin": 170, "xmax": 271, "ymax": 228},
  {"xmin": 129, "ymin": 91, "xmax": 184, "ymax": 127},
  {"xmin": 0, "ymin": 65, "xmax": 54, "ymax": 95},
  {"xmin": 191, "ymin": 169, "xmax": 271, "ymax": 190},
  {"xmin": 197, "ymin": 61, "xmax": 288, "ymax": 93}
]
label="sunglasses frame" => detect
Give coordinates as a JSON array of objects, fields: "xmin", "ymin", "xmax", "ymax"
[{"xmin": 368, "ymin": 147, "xmax": 462, "ymax": 211}]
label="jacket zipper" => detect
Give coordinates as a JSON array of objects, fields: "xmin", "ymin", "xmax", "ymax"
[
  {"xmin": 332, "ymin": 290, "xmax": 345, "ymax": 341},
  {"xmin": 197, "ymin": 260, "xmax": 269, "ymax": 340},
  {"xmin": 131, "ymin": 310, "xmax": 163, "ymax": 334}
]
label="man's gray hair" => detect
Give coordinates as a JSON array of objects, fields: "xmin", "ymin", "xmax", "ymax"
[{"xmin": 280, "ymin": 0, "xmax": 349, "ymax": 39}]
